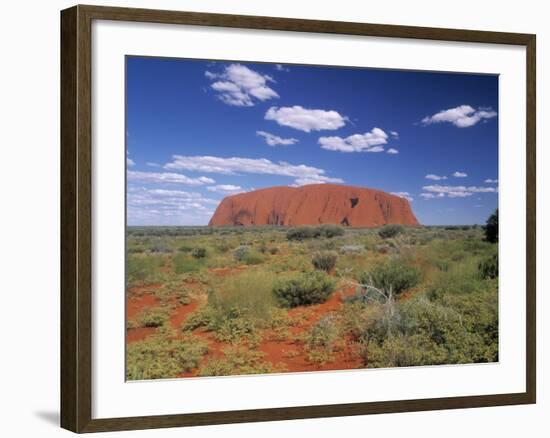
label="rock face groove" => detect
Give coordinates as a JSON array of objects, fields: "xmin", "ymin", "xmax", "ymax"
[{"xmin": 208, "ymin": 184, "xmax": 419, "ymax": 227}]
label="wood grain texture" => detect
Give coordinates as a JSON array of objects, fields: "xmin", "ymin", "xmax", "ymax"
[{"xmin": 60, "ymin": 4, "xmax": 537, "ymax": 433}]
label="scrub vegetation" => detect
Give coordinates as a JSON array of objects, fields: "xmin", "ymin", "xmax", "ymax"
[{"xmin": 126, "ymin": 211, "xmax": 499, "ymax": 379}]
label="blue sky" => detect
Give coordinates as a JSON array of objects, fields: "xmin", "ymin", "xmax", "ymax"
[{"xmin": 126, "ymin": 56, "xmax": 498, "ymax": 226}]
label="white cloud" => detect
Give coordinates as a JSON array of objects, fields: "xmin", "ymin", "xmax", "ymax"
[
  {"xmin": 127, "ymin": 170, "xmax": 215, "ymax": 186},
  {"xmin": 206, "ymin": 184, "xmax": 247, "ymax": 194},
  {"xmin": 127, "ymin": 157, "xmax": 135, "ymax": 167},
  {"xmin": 390, "ymin": 131, "xmax": 399, "ymax": 139},
  {"xmin": 425, "ymin": 174, "xmax": 447, "ymax": 181},
  {"xmin": 127, "ymin": 187, "xmax": 219, "ymax": 226},
  {"xmin": 386, "ymin": 148, "xmax": 399, "ymax": 155},
  {"xmin": 421, "ymin": 105, "xmax": 497, "ymax": 128},
  {"xmin": 256, "ymin": 130, "xmax": 298, "ymax": 146},
  {"xmin": 206, "ymin": 64, "xmax": 279, "ymax": 106},
  {"xmin": 318, "ymin": 128, "xmax": 388, "ymax": 152},
  {"xmin": 164, "ymin": 155, "xmax": 343, "ymax": 187},
  {"xmin": 265, "ymin": 106, "xmax": 346, "ymax": 132},
  {"xmin": 391, "ymin": 192, "xmax": 413, "ymax": 202},
  {"xmin": 453, "ymin": 171, "xmax": 468, "ymax": 178},
  {"xmin": 146, "ymin": 162, "xmax": 161, "ymax": 167},
  {"xmin": 275, "ymin": 64, "xmax": 289, "ymax": 72},
  {"xmin": 484, "ymin": 178, "xmax": 498, "ymax": 184},
  {"xmin": 422, "ymin": 184, "xmax": 498, "ymax": 199}
]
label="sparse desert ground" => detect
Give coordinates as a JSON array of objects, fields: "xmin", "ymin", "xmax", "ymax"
[{"xmin": 125, "ymin": 224, "xmax": 498, "ymax": 380}]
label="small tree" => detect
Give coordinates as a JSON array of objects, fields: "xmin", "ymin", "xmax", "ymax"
[{"xmin": 484, "ymin": 209, "xmax": 498, "ymax": 243}]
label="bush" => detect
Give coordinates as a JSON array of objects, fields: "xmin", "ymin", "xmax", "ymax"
[
  {"xmin": 484, "ymin": 209, "xmax": 498, "ymax": 243},
  {"xmin": 185, "ymin": 271, "xmax": 276, "ymax": 344},
  {"xmin": 359, "ymin": 260, "xmax": 420, "ymax": 296},
  {"xmin": 209, "ymin": 270, "xmax": 276, "ymax": 322},
  {"xmin": 241, "ymin": 250, "xmax": 264, "ymax": 265},
  {"xmin": 286, "ymin": 226, "xmax": 321, "ymax": 241},
  {"xmin": 173, "ymin": 254, "xmax": 203, "ymax": 274},
  {"xmin": 198, "ymin": 347, "xmax": 282, "ymax": 377},
  {"xmin": 312, "ymin": 250, "xmax": 338, "ymax": 272},
  {"xmin": 318, "ymin": 224, "xmax": 345, "ymax": 238},
  {"xmin": 286, "ymin": 225, "xmax": 345, "ymax": 241},
  {"xmin": 274, "ymin": 271, "xmax": 336, "ymax": 307},
  {"xmin": 378, "ymin": 224, "xmax": 404, "ymax": 239},
  {"xmin": 364, "ymin": 291, "xmax": 498, "ymax": 368},
  {"xmin": 127, "ymin": 255, "xmax": 163, "ymax": 286},
  {"xmin": 479, "ymin": 253, "xmax": 498, "ymax": 279},
  {"xmin": 303, "ymin": 315, "xmax": 342, "ymax": 364},
  {"xmin": 191, "ymin": 247, "xmax": 207, "ymax": 259},
  {"xmin": 233, "ymin": 245, "xmax": 250, "ymax": 261},
  {"xmin": 269, "ymin": 246, "xmax": 279, "ymax": 255},
  {"xmin": 136, "ymin": 306, "xmax": 171, "ymax": 328},
  {"xmin": 340, "ymin": 245, "xmax": 364, "ymax": 255},
  {"xmin": 126, "ymin": 334, "xmax": 207, "ymax": 380}
]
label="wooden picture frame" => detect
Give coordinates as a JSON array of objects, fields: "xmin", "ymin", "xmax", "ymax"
[{"xmin": 61, "ymin": 4, "xmax": 536, "ymax": 433}]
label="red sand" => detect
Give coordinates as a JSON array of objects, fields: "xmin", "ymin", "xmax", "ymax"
[{"xmin": 209, "ymin": 183, "xmax": 419, "ymax": 227}]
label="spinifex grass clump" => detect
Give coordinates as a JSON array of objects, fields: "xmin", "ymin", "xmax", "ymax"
[
  {"xmin": 198, "ymin": 347, "xmax": 284, "ymax": 377},
  {"xmin": 286, "ymin": 224, "xmax": 345, "ymax": 241},
  {"xmin": 479, "ymin": 253, "xmax": 498, "ymax": 279},
  {"xmin": 184, "ymin": 270, "xmax": 276, "ymax": 344},
  {"xmin": 126, "ymin": 332, "xmax": 208, "ymax": 380},
  {"xmin": 173, "ymin": 253, "xmax": 203, "ymax": 274},
  {"xmin": 311, "ymin": 250, "xmax": 338, "ymax": 272},
  {"xmin": 191, "ymin": 247, "xmax": 207, "ymax": 259},
  {"xmin": 274, "ymin": 271, "xmax": 336, "ymax": 307},
  {"xmin": 303, "ymin": 315, "xmax": 343, "ymax": 364},
  {"xmin": 127, "ymin": 255, "xmax": 164, "ymax": 286},
  {"xmin": 378, "ymin": 224, "xmax": 404, "ymax": 239},
  {"xmin": 359, "ymin": 260, "xmax": 421, "ymax": 297}
]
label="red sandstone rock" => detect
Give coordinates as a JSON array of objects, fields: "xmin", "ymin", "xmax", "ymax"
[{"xmin": 208, "ymin": 184, "xmax": 419, "ymax": 227}]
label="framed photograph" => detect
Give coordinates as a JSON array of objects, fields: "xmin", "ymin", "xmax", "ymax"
[{"xmin": 60, "ymin": 4, "xmax": 536, "ymax": 433}]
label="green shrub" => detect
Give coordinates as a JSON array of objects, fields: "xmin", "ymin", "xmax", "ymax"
[
  {"xmin": 428, "ymin": 260, "xmax": 484, "ymax": 298},
  {"xmin": 136, "ymin": 306, "xmax": 171, "ymax": 328},
  {"xmin": 286, "ymin": 225, "xmax": 345, "ymax": 241},
  {"xmin": 191, "ymin": 247, "xmax": 207, "ymax": 259},
  {"xmin": 479, "ymin": 253, "xmax": 498, "ymax": 279},
  {"xmin": 378, "ymin": 224, "xmax": 404, "ymax": 239},
  {"xmin": 126, "ymin": 334, "xmax": 207, "ymax": 380},
  {"xmin": 340, "ymin": 245, "xmax": 364, "ymax": 255},
  {"xmin": 365, "ymin": 292, "xmax": 498, "ymax": 368},
  {"xmin": 178, "ymin": 243, "xmax": 193, "ymax": 253},
  {"xmin": 484, "ymin": 209, "xmax": 498, "ymax": 243},
  {"xmin": 156, "ymin": 280, "xmax": 190, "ymax": 305},
  {"xmin": 241, "ymin": 250, "xmax": 264, "ymax": 265},
  {"xmin": 185, "ymin": 271, "xmax": 276, "ymax": 344},
  {"xmin": 274, "ymin": 271, "xmax": 336, "ymax": 307},
  {"xmin": 127, "ymin": 255, "xmax": 163, "ymax": 286},
  {"xmin": 173, "ymin": 254, "xmax": 202, "ymax": 274},
  {"xmin": 149, "ymin": 240, "xmax": 172, "ymax": 253},
  {"xmin": 198, "ymin": 347, "xmax": 282, "ymax": 377},
  {"xmin": 312, "ymin": 250, "xmax": 338, "ymax": 272},
  {"xmin": 359, "ymin": 260, "xmax": 420, "ymax": 296},
  {"xmin": 318, "ymin": 224, "xmax": 345, "ymax": 238},
  {"xmin": 303, "ymin": 315, "xmax": 342, "ymax": 364},
  {"xmin": 286, "ymin": 226, "xmax": 321, "ymax": 241},
  {"xmin": 233, "ymin": 245, "xmax": 250, "ymax": 261},
  {"xmin": 209, "ymin": 270, "xmax": 276, "ymax": 321}
]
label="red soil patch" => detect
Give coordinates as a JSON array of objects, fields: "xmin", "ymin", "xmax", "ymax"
[
  {"xmin": 209, "ymin": 265, "xmax": 248, "ymax": 277},
  {"xmin": 126, "ymin": 294, "xmax": 160, "ymax": 320},
  {"xmin": 126, "ymin": 327, "xmax": 156, "ymax": 343},
  {"xmin": 169, "ymin": 300, "xmax": 200, "ymax": 328},
  {"xmin": 127, "ymin": 283, "xmax": 161, "ymax": 298},
  {"xmin": 259, "ymin": 286, "xmax": 363, "ymax": 373}
]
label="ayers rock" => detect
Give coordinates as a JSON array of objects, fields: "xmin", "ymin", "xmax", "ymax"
[{"xmin": 208, "ymin": 184, "xmax": 419, "ymax": 227}]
